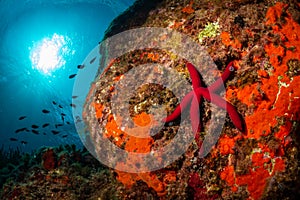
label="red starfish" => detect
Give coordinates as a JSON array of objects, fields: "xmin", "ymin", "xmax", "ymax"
[{"xmin": 163, "ymin": 61, "xmax": 245, "ymax": 135}]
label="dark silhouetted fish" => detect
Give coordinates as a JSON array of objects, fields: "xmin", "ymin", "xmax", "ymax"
[
  {"xmin": 15, "ymin": 129, "xmax": 21, "ymax": 133},
  {"xmin": 52, "ymin": 101, "xmax": 57, "ymax": 105},
  {"xmin": 32, "ymin": 130, "xmax": 39, "ymax": 135},
  {"xmin": 10, "ymin": 137, "xmax": 18, "ymax": 141},
  {"xmin": 75, "ymin": 116, "xmax": 82, "ymax": 123},
  {"xmin": 55, "ymin": 124, "xmax": 63, "ymax": 129},
  {"xmin": 59, "ymin": 105, "xmax": 63, "ymax": 108},
  {"xmin": 31, "ymin": 125, "xmax": 39, "ymax": 129},
  {"xmin": 72, "ymin": 96, "xmax": 78, "ymax": 99},
  {"xmin": 42, "ymin": 109, "xmax": 50, "ymax": 114},
  {"xmin": 66, "ymin": 121, "xmax": 70, "ymax": 125},
  {"xmin": 42, "ymin": 123, "xmax": 50, "ymax": 128},
  {"xmin": 25, "ymin": 128, "xmax": 30, "ymax": 132},
  {"xmin": 61, "ymin": 116, "xmax": 65, "ymax": 123},
  {"xmin": 15, "ymin": 128, "xmax": 27, "ymax": 133},
  {"xmin": 90, "ymin": 57, "xmax": 96, "ymax": 64},
  {"xmin": 18, "ymin": 116, "xmax": 26, "ymax": 120},
  {"xmin": 70, "ymin": 104, "xmax": 76, "ymax": 108},
  {"xmin": 21, "ymin": 141, "xmax": 28, "ymax": 145},
  {"xmin": 69, "ymin": 74, "xmax": 77, "ymax": 79},
  {"xmin": 62, "ymin": 135, "xmax": 68, "ymax": 138},
  {"xmin": 61, "ymin": 113, "xmax": 66, "ymax": 116},
  {"xmin": 51, "ymin": 130, "xmax": 60, "ymax": 135},
  {"xmin": 77, "ymin": 64, "xmax": 85, "ymax": 69}
]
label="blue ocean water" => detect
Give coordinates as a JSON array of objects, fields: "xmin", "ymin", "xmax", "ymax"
[{"xmin": 0, "ymin": 0, "xmax": 135, "ymax": 152}]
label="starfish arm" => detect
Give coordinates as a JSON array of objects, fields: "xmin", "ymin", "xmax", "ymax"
[
  {"xmin": 187, "ymin": 62, "xmax": 202, "ymax": 89},
  {"xmin": 190, "ymin": 94, "xmax": 202, "ymax": 134},
  {"xmin": 163, "ymin": 91, "xmax": 194, "ymax": 122},
  {"xmin": 208, "ymin": 61, "xmax": 235, "ymax": 92},
  {"xmin": 196, "ymin": 88, "xmax": 244, "ymax": 132}
]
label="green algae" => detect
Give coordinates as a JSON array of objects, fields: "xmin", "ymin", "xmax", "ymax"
[{"xmin": 198, "ymin": 21, "xmax": 220, "ymax": 43}]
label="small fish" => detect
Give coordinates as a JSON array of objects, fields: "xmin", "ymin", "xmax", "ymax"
[
  {"xmin": 25, "ymin": 128, "xmax": 30, "ymax": 132},
  {"xmin": 18, "ymin": 116, "xmax": 26, "ymax": 120},
  {"xmin": 31, "ymin": 125, "xmax": 39, "ymax": 129},
  {"xmin": 69, "ymin": 74, "xmax": 77, "ymax": 79},
  {"xmin": 15, "ymin": 129, "xmax": 21, "ymax": 133},
  {"xmin": 10, "ymin": 137, "xmax": 18, "ymax": 141},
  {"xmin": 61, "ymin": 113, "xmax": 66, "ymax": 116},
  {"xmin": 77, "ymin": 64, "xmax": 85, "ymax": 69},
  {"xmin": 70, "ymin": 103, "xmax": 76, "ymax": 108},
  {"xmin": 51, "ymin": 130, "xmax": 60, "ymax": 135},
  {"xmin": 75, "ymin": 116, "xmax": 82, "ymax": 123},
  {"xmin": 52, "ymin": 101, "xmax": 57, "ymax": 105},
  {"xmin": 21, "ymin": 141, "xmax": 28, "ymax": 145},
  {"xmin": 55, "ymin": 124, "xmax": 63, "ymax": 129},
  {"xmin": 72, "ymin": 96, "xmax": 78, "ymax": 99},
  {"xmin": 42, "ymin": 123, "xmax": 50, "ymax": 128},
  {"xmin": 15, "ymin": 128, "xmax": 26, "ymax": 133},
  {"xmin": 66, "ymin": 121, "xmax": 70, "ymax": 125},
  {"xmin": 59, "ymin": 105, "xmax": 63, "ymax": 108},
  {"xmin": 62, "ymin": 134, "xmax": 68, "ymax": 138},
  {"xmin": 90, "ymin": 57, "xmax": 97, "ymax": 64},
  {"xmin": 32, "ymin": 130, "xmax": 39, "ymax": 135},
  {"xmin": 42, "ymin": 109, "xmax": 50, "ymax": 114},
  {"xmin": 61, "ymin": 115, "xmax": 65, "ymax": 123}
]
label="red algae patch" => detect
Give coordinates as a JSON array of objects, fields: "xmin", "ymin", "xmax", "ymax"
[
  {"xmin": 221, "ymin": 32, "xmax": 242, "ymax": 50},
  {"xmin": 219, "ymin": 2, "xmax": 300, "ymax": 199},
  {"xmin": 182, "ymin": 1, "xmax": 195, "ymax": 14}
]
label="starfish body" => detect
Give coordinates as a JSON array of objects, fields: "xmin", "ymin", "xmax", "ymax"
[
  {"xmin": 163, "ymin": 61, "xmax": 244, "ymax": 134},
  {"xmin": 187, "ymin": 62, "xmax": 203, "ymax": 134}
]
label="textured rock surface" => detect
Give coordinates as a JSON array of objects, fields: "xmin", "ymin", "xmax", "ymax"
[{"xmin": 83, "ymin": 1, "xmax": 300, "ymax": 199}]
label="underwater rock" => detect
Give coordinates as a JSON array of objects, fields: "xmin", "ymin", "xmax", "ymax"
[{"xmin": 82, "ymin": 0, "xmax": 300, "ymax": 199}]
